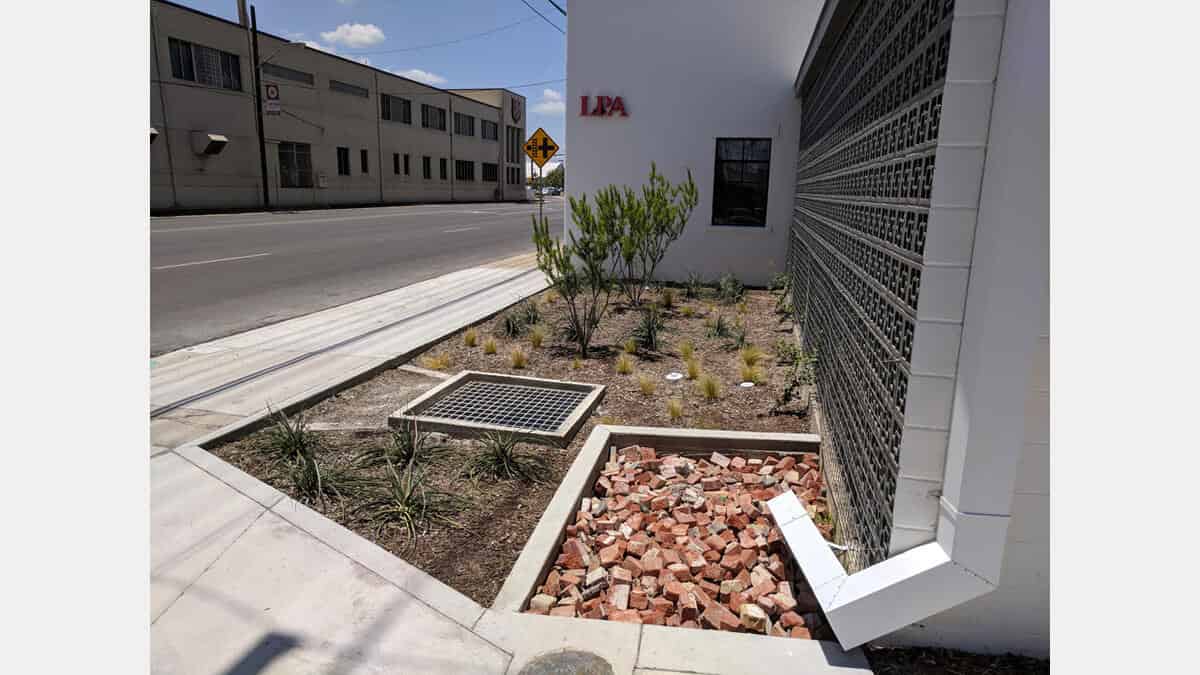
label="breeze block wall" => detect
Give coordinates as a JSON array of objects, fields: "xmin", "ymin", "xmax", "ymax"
[{"xmin": 791, "ymin": 0, "xmax": 1012, "ymax": 570}]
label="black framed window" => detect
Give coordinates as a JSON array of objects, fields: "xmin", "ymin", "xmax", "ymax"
[
  {"xmin": 439, "ymin": 158, "xmax": 447, "ymax": 180},
  {"xmin": 168, "ymin": 38, "xmax": 240, "ymax": 91},
  {"xmin": 360, "ymin": 148, "xmax": 369, "ymax": 174},
  {"xmin": 329, "ymin": 79, "xmax": 368, "ymax": 98},
  {"xmin": 262, "ymin": 62, "xmax": 313, "ymax": 85},
  {"xmin": 381, "ymin": 94, "xmax": 412, "ymax": 123},
  {"xmin": 403, "ymin": 154, "xmax": 410, "ymax": 175},
  {"xmin": 454, "ymin": 112, "xmax": 475, "ymax": 136},
  {"xmin": 336, "ymin": 147, "xmax": 350, "ymax": 176},
  {"xmin": 712, "ymin": 138, "xmax": 771, "ymax": 226},
  {"xmin": 482, "ymin": 163, "xmax": 498, "ymax": 182},
  {"xmin": 481, "ymin": 120, "xmax": 499, "ymax": 141},
  {"xmin": 393, "ymin": 153, "xmax": 400, "ymax": 175},
  {"xmin": 278, "ymin": 142, "xmax": 313, "ymax": 188},
  {"xmin": 455, "ymin": 160, "xmax": 475, "ymax": 181},
  {"xmin": 422, "ymin": 156, "xmax": 432, "ymax": 180},
  {"xmin": 421, "ymin": 104, "xmax": 446, "ymax": 131}
]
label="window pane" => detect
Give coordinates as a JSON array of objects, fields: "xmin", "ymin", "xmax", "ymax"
[
  {"xmin": 716, "ymin": 139, "xmax": 745, "ymax": 161},
  {"xmin": 746, "ymin": 140, "xmax": 772, "ymax": 162},
  {"xmin": 719, "ymin": 162, "xmax": 743, "ymax": 183},
  {"xmin": 193, "ymin": 45, "xmax": 222, "ymax": 86},
  {"xmin": 742, "ymin": 161, "xmax": 769, "ymax": 186},
  {"xmin": 168, "ymin": 39, "xmax": 194, "ymax": 81}
]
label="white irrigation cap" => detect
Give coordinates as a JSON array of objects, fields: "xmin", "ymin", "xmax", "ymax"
[
  {"xmin": 665, "ymin": 372, "xmax": 684, "ymax": 381},
  {"xmin": 739, "ymin": 381, "xmax": 755, "ymax": 388}
]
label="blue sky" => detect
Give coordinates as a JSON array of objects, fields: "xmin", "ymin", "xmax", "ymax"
[{"xmin": 180, "ymin": 0, "xmax": 567, "ymax": 172}]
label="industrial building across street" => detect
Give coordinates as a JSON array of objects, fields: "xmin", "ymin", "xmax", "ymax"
[{"xmin": 150, "ymin": 0, "xmax": 528, "ymax": 212}]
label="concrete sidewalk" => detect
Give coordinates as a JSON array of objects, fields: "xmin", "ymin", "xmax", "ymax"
[{"xmin": 150, "ymin": 252, "xmax": 545, "ymax": 451}]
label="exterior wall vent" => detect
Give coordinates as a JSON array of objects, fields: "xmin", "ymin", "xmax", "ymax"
[{"xmin": 191, "ymin": 132, "xmax": 228, "ymax": 155}]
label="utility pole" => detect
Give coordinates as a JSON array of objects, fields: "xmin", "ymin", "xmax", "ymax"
[{"xmin": 250, "ymin": 6, "xmax": 270, "ymax": 210}]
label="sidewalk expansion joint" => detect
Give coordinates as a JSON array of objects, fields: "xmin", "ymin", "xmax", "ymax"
[{"xmin": 171, "ymin": 448, "xmax": 285, "ymax": 511}]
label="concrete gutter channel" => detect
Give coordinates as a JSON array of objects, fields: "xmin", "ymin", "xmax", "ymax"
[{"xmin": 150, "ymin": 265, "xmax": 871, "ymax": 672}]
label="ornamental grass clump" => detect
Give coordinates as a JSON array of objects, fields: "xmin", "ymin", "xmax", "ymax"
[
  {"xmin": 697, "ymin": 373, "xmax": 721, "ymax": 401},
  {"xmin": 666, "ymin": 398, "xmax": 684, "ymax": 421},
  {"xmin": 678, "ymin": 339, "xmax": 695, "ymax": 360},
  {"xmin": 685, "ymin": 357, "xmax": 701, "ymax": 380},
  {"xmin": 632, "ymin": 305, "xmax": 665, "ymax": 352},
  {"xmin": 529, "ymin": 325, "xmax": 546, "ymax": 349},
  {"xmin": 740, "ymin": 345, "xmax": 766, "ymax": 367},
  {"xmin": 659, "ymin": 287, "xmax": 675, "ymax": 309},
  {"xmin": 421, "ymin": 352, "xmax": 452, "ymax": 371},
  {"xmin": 462, "ymin": 328, "xmax": 478, "ymax": 347},
  {"xmin": 739, "ymin": 362, "xmax": 766, "ymax": 385},
  {"xmin": 706, "ymin": 314, "xmax": 732, "ymax": 339},
  {"xmin": 509, "ymin": 347, "xmax": 528, "ymax": 369},
  {"xmin": 637, "ymin": 373, "xmax": 657, "ymax": 396},
  {"xmin": 483, "ymin": 337, "xmax": 498, "ymax": 355},
  {"xmin": 716, "ymin": 273, "xmax": 746, "ymax": 305},
  {"xmin": 616, "ymin": 353, "xmax": 635, "ymax": 375},
  {"xmin": 681, "ymin": 306, "xmax": 695, "ymax": 318},
  {"xmin": 466, "ymin": 431, "xmax": 548, "ymax": 482},
  {"xmin": 623, "ymin": 338, "xmax": 638, "ymax": 354},
  {"xmin": 356, "ymin": 460, "xmax": 465, "ymax": 545}
]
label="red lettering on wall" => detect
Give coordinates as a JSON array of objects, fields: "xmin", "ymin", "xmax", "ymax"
[
  {"xmin": 580, "ymin": 96, "xmax": 590, "ymax": 115},
  {"xmin": 609, "ymin": 96, "xmax": 627, "ymax": 117},
  {"xmin": 579, "ymin": 94, "xmax": 629, "ymax": 117}
]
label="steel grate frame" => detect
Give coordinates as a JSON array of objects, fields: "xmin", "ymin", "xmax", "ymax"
[
  {"xmin": 421, "ymin": 380, "xmax": 589, "ymax": 433},
  {"xmin": 390, "ymin": 371, "xmax": 606, "ymax": 447},
  {"xmin": 790, "ymin": 0, "xmax": 955, "ymax": 568}
]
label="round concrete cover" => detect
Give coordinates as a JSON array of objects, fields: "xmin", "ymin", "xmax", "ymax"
[{"xmin": 518, "ymin": 650, "xmax": 614, "ymax": 675}]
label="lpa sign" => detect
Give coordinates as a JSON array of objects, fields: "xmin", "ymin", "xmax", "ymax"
[{"xmin": 579, "ymin": 95, "xmax": 628, "ymax": 117}]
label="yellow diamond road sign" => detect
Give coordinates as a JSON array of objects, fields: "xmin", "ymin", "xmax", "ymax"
[{"xmin": 523, "ymin": 128, "xmax": 559, "ymax": 168}]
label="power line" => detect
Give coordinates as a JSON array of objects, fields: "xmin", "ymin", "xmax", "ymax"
[
  {"xmin": 518, "ymin": 0, "xmax": 564, "ymax": 34},
  {"xmin": 545, "ymin": 0, "xmax": 566, "ymax": 16},
  {"xmin": 342, "ymin": 17, "xmax": 537, "ymax": 55}
]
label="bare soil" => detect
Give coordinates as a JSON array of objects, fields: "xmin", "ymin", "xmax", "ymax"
[
  {"xmin": 212, "ymin": 287, "xmax": 813, "ymax": 607},
  {"xmin": 865, "ymin": 646, "xmax": 1050, "ymax": 675}
]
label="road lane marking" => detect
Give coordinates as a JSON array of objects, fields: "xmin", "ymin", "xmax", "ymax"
[
  {"xmin": 151, "ymin": 206, "xmax": 559, "ymax": 233},
  {"xmin": 444, "ymin": 226, "xmax": 481, "ymax": 233},
  {"xmin": 153, "ymin": 252, "xmax": 273, "ymax": 270}
]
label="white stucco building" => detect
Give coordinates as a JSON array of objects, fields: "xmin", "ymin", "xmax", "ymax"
[{"xmin": 568, "ymin": 0, "xmax": 1048, "ymax": 658}]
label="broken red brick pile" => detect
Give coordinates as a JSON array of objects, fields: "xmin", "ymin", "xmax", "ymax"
[{"xmin": 525, "ymin": 445, "xmax": 831, "ymax": 639}]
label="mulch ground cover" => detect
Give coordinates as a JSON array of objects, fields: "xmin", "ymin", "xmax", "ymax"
[
  {"xmin": 212, "ymin": 287, "xmax": 815, "ymax": 607},
  {"xmin": 866, "ymin": 646, "xmax": 1050, "ymax": 674}
]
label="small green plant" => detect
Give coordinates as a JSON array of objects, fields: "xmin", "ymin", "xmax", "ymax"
[
  {"xmin": 736, "ymin": 299, "xmax": 748, "ymax": 315},
  {"xmin": 543, "ymin": 288, "xmax": 560, "ymax": 304},
  {"xmin": 623, "ymin": 338, "xmax": 638, "ymax": 354},
  {"xmin": 659, "ymin": 287, "xmax": 675, "ymax": 309},
  {"xmin": 517, "ymin": 300, "xmax": 541, "ymax": 327},
  {"xmin": 483, "ymin": 337, "xmax": 498, "ymax": 355},
  {"xmin": 355, "ymin": 419, "xmax": 444, "ymax": 470},
  {"xmin": 684, "ymin": 271, "xmax": 705, "ymax": 299},
  {"xmin": 509, "ymin": 347, "xmax": 528, "ymax": 369},
  {"xmin": 768, "ymin": 273, "xmax": 789, "ymax": 293},
  {"xmin": 680, "ymin": 305, "xmax": 695, "ymax": 318},
  {"xmin": 262, "ymin": 408, "xmax": 361, "ymax": 505},
  {"xmin": 775, "ymin": 337, "xmax": 803, "ymax": 365},
  {"xmin": 529, "ymin": 324, "xmax": 546, "ymax": 349},
  {"xmin": 571, "ymin": 357, "xmax": 582, "ymax": 370},
  {"xmin": 697, "ymin": 373, "xmax": 721, "ymax": 401},
  {"xmin": 666, "ymin": 398, "xmax": 683, "ymax": 421},
  {"xmin": 497, "ymin": 300, "xmax": 541, "ymax": 337},
  {"xmin": 421, "ymin": 352, "xmax": 452, "ymax": 371},
  {"xmin": 678, "ymin": 339, "xmax": 695, "ymax": 360},
  {"xmin": 357, "ymin": 460, "xmax": 465, "ymax": 544},
  {"xmin": 739, "ymin": 362, "xmax": 765, "ymax": 384},
  {"xmin": 616, "ymin": 353, "xmax": 635, "ymax": 375},
  {"xmin": 632, "ymin": 305, "xmax": 665, "ymax": 352},
  {"xmin": 772, "ymin": 273, "xmax": 793, "ymax": 318},
  {"xmin": 684, "ymin": 357, "xmax": 701, "ymax": 380},
  {"xmin": 716, "ymin": 273, "xmax": 745, "ymax": 304},
  {"xmin": 637, "ymin": 373, "xmax": 657, "ymax": 396},
  {"xmin": 466, "ymin": 431, "xmax": 548, "ymax": 482},
  {"xmin": 706, "ymin": 314, "xmax": 732, "ymax": 338},
  {"xmin": 774, "ymin": 348, "xmax": 819, "ymax": 414},
  {"xmin": 463, "ymin": 328, "xmax": 478, "ymax": 347},
  {"xmin": 740, "ymin": 345, "xmax": 766, "ymax": 367},
  {"xmin": 725, "ymin": 322, "xmax": 748, "ymax": 350}
]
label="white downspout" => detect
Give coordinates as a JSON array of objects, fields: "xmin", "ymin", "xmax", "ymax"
[{"xmin": 771, "ymin": 0, "xmax": 1047, "ymax": 651}]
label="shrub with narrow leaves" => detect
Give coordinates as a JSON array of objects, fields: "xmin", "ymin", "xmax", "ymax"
[
  {"xmin": 666, "ymin": 398, "xmax": 683, "ymax": 421},
  {"xmin": 637, "ymin": 373, "xmax": 657, "ymax": 396},
  {"xmin": 529, "ymin": 325, "xmax": 546, "ymax": 348},
  {"xmin": 685, "ymin": 357, "xmax": 701, "ymax": 380},
  {"xmin": 483, "ymin": 338, "xmax": 497, "ymax": 355},
  {"xmin": 716, "ymin": 273, "xmax": 745, "ymax": 304},
  {"xmin": 678, "ymin": 339, "xmax": 695, "ymax": 360},
  {"xmin": 697, "ymin": 373, "xmax": 721, "ymax": 401},
  {"xmin": 466, "ymin": 431, "xmax": 548, "ymax": 482},
  {"xmin": 356, "ymin": 460, "xmax": 464, "ymax": 545},
  {"xmin": 632, "ymin": 305, "xmax": 665, "ymax": 352},
  {"xmin": 616, "ymin": 353, "xmax": 634, "ymax": 375},
  {"xmin": 463, "ymin": 328, "xmax": 478, "ymax": 347},
  {"xmin": 509, "ymin": 347, "xmax": 528, "ymax": 369}
]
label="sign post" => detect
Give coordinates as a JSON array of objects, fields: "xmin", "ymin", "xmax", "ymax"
[{"xmin": 523, "ymin": 127, "xmax": 559, "ymax": 224}]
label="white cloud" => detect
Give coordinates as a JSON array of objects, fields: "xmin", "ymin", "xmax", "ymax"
[
  {"xmin": 393, "ymin": 68, "xmax": 447, "ymax": 86},
  {"xmin": 532, "ymin": 88, "xmax": 566, "ymax": 115},
  {"xmin": 320, "ymin": 23, "xmax": 385, "ymax": 48}
]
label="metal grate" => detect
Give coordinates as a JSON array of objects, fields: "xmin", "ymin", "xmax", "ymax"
[
  {"xmin": 790, "ymin": 0, "xmax": 955, "ymax": 567},
  {"xmin": 421, "ymin": 380, "xmax": 589, "ymax": 433}
]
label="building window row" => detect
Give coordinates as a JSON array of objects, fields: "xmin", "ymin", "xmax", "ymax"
[
  {"xmin": 422, "ymin": 104, "xmax": 447, "ymax": 131},
  {"xmin": 506, "ymin": 166, "xmax": 522, "ymax": 185},
  {"xmin": 381, "ymin": 94, "xmax": 412, "ymax": 123},
  {"xmin": 261, "ymin": 62, "xmax": 313, "ymax": 86},
  {"xmin": 330, "ymin": 79, "xmax": 369, "ymax": 98},
  {"xmin": 284, "ymin": 144, "xmax": 492, "ymax": 186},
  {"xmin": 454, "ymin": 112, "xmax": 476, "ymax": 137},
  {"xmin": 393, "ymin": 153, "xmax": 411, "ymax": 176},
  {"xmin": 482, "ymin": 162, "xmax": 498, "ymax": 183},
  {"xmin": 168, "ymin": 37, "xmax": 241, "ymax": 91},
  {"xmin": 278, "ymin": 142, "xmax": 313, "ymax": 188},
  {"xmin": 505, "ymin": 127, "xmax": 522, "ymax": 163},
  {"xmin": 481, "ymin": 120, "xmax": 499, "ymax": 141}
]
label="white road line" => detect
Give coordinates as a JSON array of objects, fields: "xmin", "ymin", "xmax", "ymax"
[
  {"xmin": 444, "ymin": 226, "xmax": 480, "ymax": 233},
  {"xmin": 150, "ymin": 206, "xmax": 549, "ymax": 233},
  {"xmin": 153, "ymin": 252, "xmax": 273, "ymax": 270}
]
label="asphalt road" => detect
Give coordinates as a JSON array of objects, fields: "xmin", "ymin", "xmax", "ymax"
[{"xmin": 151, "ymin": 198, "xmax": 563, "ymax": 355}]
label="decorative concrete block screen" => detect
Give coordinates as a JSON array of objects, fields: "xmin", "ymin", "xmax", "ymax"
[{"xmin": 790, "ymin": 0, "xmax": 956, "ymax": 570}]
